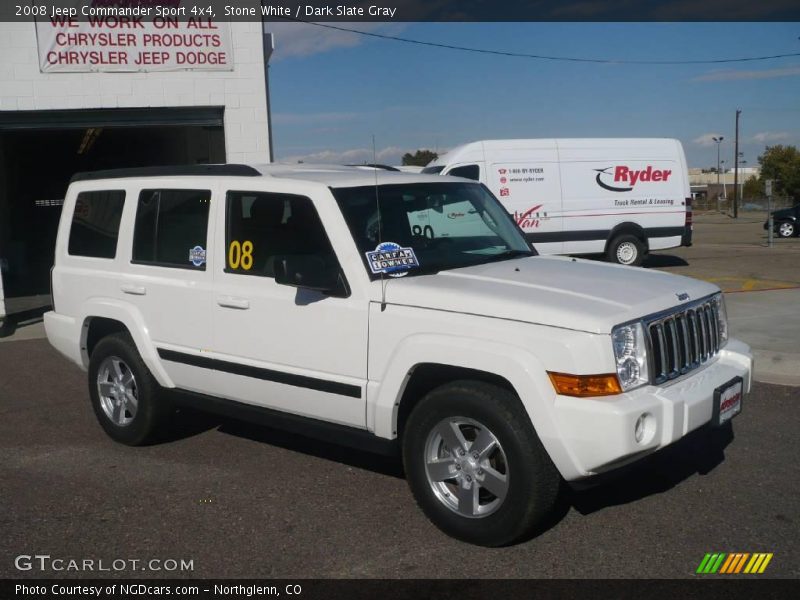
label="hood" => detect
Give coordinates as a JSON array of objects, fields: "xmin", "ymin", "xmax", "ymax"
[
  {"xmin": 381, "ymin": 256, "xmax": 719, "ymax": 334},
  {"xmin": 771, "ymin": 207, "xmax": 797, "ymax": 218}
]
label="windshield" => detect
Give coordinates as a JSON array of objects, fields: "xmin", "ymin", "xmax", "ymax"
[
  {"xmin": 421, "ymin": 166, "xmax": 444, "ymax": 174},
  {"xmin": 332, "ymin": 182, "xmax": 533, "ymax": 279}
]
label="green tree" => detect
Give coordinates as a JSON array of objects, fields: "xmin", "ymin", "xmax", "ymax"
[
  {"xmin": 402, "ymin": 149, "xmax": 438, "ymax": 167},
  {"xmin": 742, "ymin": 175, "xmax": 762, "ymax": 199},
  {"xmin": 758, "ymin": 145, "xmax": 800, "ymax": 201}
]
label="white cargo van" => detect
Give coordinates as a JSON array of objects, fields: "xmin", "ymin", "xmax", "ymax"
[{"xmin": 423, "ymin": 139, "xmax": 693, "ymax": 265}]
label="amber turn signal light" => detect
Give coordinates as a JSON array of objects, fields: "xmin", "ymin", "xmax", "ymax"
[{"xmin": 548, "ymin": 372, "xmax": 622, "ymax": 397}]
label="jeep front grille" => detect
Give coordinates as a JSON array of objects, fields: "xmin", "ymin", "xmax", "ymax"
[{"xmin": 647, "ymin": 299, "xmax": 721, "ymax": 384}]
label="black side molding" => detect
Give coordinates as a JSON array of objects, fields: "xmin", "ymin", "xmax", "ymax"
[
  {"xmin": 169, "ymin": 389, "xmax": 398, "ymax": 457},
  {"xmin": 526, "ymin": 226, "xmax": 686, "ymax": 244},
  {"xmin": 70, "ymin": 164, "xmax": 262, "ymax": 183},
  {"xmin": 158, "ymin": 348, "xmax": 362, "ymax": 399}
]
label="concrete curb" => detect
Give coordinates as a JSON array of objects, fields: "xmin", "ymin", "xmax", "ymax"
[{"xmin": 752, "ymin": 349, "xmax": 800, "ymax": 388}]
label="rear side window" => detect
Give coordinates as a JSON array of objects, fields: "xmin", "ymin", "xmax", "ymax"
[
  {"xmin": 132, "ymin": 189, "xmax": 210, "ymax": 270},
  {"xmin": 447, "ymin": 165, "xmax": 480, "ymax": 181},
  {"xmin": 68, "ymin": 190, "xmax": 125, "ymax": 259}
]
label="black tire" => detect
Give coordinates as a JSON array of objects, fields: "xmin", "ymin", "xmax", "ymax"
[
  {"xmin": 776, "ymin": 221, "xmax": 795, "ymax": 238},
  {"xmin": 402, "ymin": 381, "xmax": 561, "ymax": 546},
  {"xmin": 607, "ymin": 234, "xmax": 645, "ymax": 266},
  {"xmin": 88, "ymin": 332, "xmax": 170, "ymax": 446}
]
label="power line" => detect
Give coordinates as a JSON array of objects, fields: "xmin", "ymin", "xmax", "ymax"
[{"xmin": 292, "ymin": 20, "xmax": 800, "ymax": 65}]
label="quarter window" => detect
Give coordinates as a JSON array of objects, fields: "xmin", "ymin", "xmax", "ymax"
[
  {"xmin": 447, "ymin": 165, "xmax": 480, "ymax": 181},
  {"xmin": 68, "ymin": 190, "xmax": 125, "ymax": 259},
  {"xmin": 225, "ymin": 191, "xmax": 339, "ymax": 278},
  {"xmin": 132, "ymin": 189, "xmax": 210, "ymax": 269}
]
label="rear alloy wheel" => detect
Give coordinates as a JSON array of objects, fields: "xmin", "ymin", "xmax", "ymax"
[
  {"xmin": 403, "ymin": 381, "xmax": 561, "ymax": 546},
  {"xmin": 88, "ymin": 333, "xmax": 170, "ymax": 445},
  {"xmin": 96, "ymin": 356, "xmax": 139, "ymax": 427},
  {"xmin": 607, "ymin": 234, "xmax": 645, "ymax": 266},
  {"xmin": 777, "ymin": 221, "xmax": 795, "ymax": 238}
]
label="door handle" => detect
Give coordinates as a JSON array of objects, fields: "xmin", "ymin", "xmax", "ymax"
[
  {"xmin": 217, "ymin": 295, "xmax": 250, "ymax": 310},
  {"xmin": 120, "ymin": 284, "xmax": 146, "ymax": 296}
]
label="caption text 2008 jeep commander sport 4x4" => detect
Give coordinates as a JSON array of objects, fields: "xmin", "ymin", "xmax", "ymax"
[{"xmin": 45, "ymin": 164, "xmax": 752, "ymax": 546}]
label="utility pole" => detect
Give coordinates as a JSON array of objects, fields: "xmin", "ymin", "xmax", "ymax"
[
  {"xmin": 733, "ymin": 109, "xmax": 741, "ymax": 218},
  {"xmin": 261, "ymin": 27, "xmax": 275, "ymax": 163},
  {"xmin": 712, "ymin": 136, "xmax": 724, "ymax": 211},
  {"xmin": 713, "ymin": 136, "xmax": 723, "ymax": 185},
  {"xmin": 766, "ymin": 179, "xmax": 774, "ymax": 247}
]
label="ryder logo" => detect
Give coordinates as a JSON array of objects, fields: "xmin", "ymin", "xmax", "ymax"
[{"xmin": 595, "ymin": 166, "xmax": 673, "ymax": 192}]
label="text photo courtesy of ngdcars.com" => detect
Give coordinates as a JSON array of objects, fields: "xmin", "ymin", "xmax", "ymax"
[{"xmin": 1, "ymin": 1, "xmax": 799, "ymax": 597}]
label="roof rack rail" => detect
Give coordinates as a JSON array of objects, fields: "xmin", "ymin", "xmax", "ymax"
[
  {"xmin": 70, "ymin": 164, "xmax": 261, "ymax": 183},
  {"xmin": 345, "ymin": 163, "xmax": 401, "ymax": 172}
]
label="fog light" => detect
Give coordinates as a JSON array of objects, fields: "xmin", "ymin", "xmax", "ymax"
[{"xmin": 634, "ymin": 413, "xmax": 654, "ymax": 444}]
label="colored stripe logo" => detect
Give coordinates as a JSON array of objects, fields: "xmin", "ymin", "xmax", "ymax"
[{"xmin": 696, "ymin": 553, "xmax": 773, "ymax": 574}]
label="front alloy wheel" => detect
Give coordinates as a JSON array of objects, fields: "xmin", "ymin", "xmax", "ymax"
[
  {"xmin": 424, "ymin": 417, "xmax": 509, "ymax": 518},
  {"xmin": 403, "ymin": 381, "xmax": 561, "ymax": 546}
]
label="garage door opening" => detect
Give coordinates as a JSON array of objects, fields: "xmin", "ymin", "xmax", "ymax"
[{"xmin": 0, "ymin": 107, "xmax": 226, "ymax": 320}]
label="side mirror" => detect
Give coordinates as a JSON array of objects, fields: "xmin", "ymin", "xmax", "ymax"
[{"xmin": 274, "ymin": 255, "xmax": 348, "ymax": 297}]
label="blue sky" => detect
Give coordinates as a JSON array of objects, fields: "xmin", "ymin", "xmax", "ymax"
[{"xmin": 265, "ymin": 22, "xmax": 800, "ymax": 168}]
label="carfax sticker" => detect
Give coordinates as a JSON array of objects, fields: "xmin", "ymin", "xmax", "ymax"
[
  {"xmin": 189, "ymin": 245, "xmax": 206, "ymax": 267},
  {"xmin": 365, "ymin": 242, "xmax": 419, "ymax": 278}
]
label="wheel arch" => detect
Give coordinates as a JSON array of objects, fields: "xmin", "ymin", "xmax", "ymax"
[
  {"xmin": 78, "ymin": 299, "xmax": 173, "ymax": 387},
  {"xmin": 395, "ymin": 364, "xmax": 516, "ymax": 441},
  {"xmin": 369, "ymin": 334, "xmax": 582, "ymax": 480},
  {"xmin": 84, "ymin": 317, "xmax": 128, "ymax": 359}
]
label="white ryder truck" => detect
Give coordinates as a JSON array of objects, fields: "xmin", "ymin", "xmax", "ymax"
[
  {"xmin": 423, "ymin": 138, "xmax": 693, "ymax": 266},
  {"xmin": 45, "ymin": 164, "xmax": 750, "ymax": 546}
]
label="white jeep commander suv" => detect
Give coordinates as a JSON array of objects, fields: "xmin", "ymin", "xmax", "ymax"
[{"xmin": 45, "ymin": 164, "xmax": 752, "ymax": 546}]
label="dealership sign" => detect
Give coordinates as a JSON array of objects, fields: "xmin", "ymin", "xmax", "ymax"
[{"xmin": 35, "ymin": 4, "xmax": 233, "ymax": 73}]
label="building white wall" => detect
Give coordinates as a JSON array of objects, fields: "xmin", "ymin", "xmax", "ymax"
[
  {"xmin": 0, "ymin": 15, "xmax": 270, "ymax": 163},
  {"xmin": 689, "ymin": 168, "xmax": 761, "ymax": 185}
]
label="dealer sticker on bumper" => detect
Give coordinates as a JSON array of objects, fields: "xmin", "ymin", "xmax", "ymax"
[{"xmin": 712, "ymin": 377, "xmax": 743, "ymax": 427}]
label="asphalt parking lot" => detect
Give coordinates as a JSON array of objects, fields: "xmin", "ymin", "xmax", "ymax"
[
  {"xmin": 1, "ymin": 338, "xmax": 798, "ymax": 579},
  {"xmin": 645, "ymin": 211, "xmax": 800, "ymax": 293},
  {"xmin": 1, "ymin": 211, "xmax": 798, "ymax": 580}
]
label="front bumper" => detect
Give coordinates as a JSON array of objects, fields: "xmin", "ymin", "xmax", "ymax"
[{"xmin": 551, "ymin": 338, "xmax": 752, "ymax": 481}]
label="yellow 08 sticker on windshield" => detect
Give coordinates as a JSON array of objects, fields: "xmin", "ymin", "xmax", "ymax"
[{"xmin": 228, "ymin": 240, "xmax": 254, "ymax": 271}]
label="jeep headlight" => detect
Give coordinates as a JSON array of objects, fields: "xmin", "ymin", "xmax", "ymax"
[
  {"xmin": 713, "ymin": 293, "xmax": 729, "ymax": 347},
  {"xmin": 611, "ymin": 322, "xmax": 649, "ymax": 391}
]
